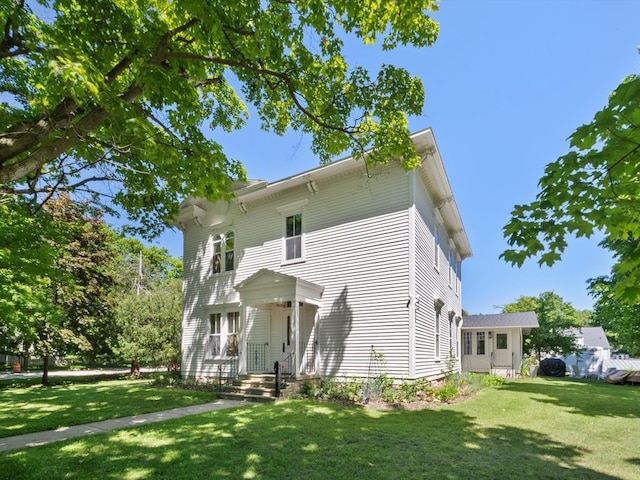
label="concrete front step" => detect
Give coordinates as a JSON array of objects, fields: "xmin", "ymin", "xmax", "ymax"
[
  {"xmin": 218, "ymin": 391, "xmax": 276, "ymax": 403},
  {"xmin": 223, "ymin": 385, "xmax": 276, "ymax": 396},
  {"xmin": 219, "ymin": 374, "xmax": 287, "ymax": 402}
]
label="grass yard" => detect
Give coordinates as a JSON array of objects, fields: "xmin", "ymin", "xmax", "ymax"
[
  {"xmin": 0, "ymin": 377, "xmax": 638, "ymax": 479},
  {"xmin": 0, "ymin": 377, "xmax": 215, "ymax": 438}
]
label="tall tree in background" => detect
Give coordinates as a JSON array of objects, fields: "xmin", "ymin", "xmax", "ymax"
[
  {"xmin": 111, "ymin": 237, "xmax": 182, "ymax": 375},
  {"xmin": 501, "ymin": 67, "xmax": 640, "ymax": 301},
  {"xmin": 1, "ymin": 194, "xmax": 117, "ymax": 384},
  {"xmin": 588, "ymin": 237, "xmax": 640, "ymax": 356},
  {"xmin": 1, "ymin": 0, "xmax": 438, "ymax": 236},
  {"xmin": 116, "ymin": 279, "xmax": 182, "ymax": 375},
  {"xmin": 502, "ymin": 292, "xmax": 578, "ymax": 359},
  {"xmin": 0, "ymin": 196, "xmax": 69, "ymax": 366}
]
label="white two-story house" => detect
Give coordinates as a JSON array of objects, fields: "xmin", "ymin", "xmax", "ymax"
[{"xmin": 177, "ymin": 128, "xmax": 472, "ymax": 382}]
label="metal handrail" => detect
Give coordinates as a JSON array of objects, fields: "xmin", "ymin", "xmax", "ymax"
[{"xmin": 274, "ymin": 352, "xmax": 295, "ymax": 398}]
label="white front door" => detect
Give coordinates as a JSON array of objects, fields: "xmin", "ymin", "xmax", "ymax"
[
  {"xmin": 493, "ymin": 330, "xmax": 511, "ymax": 367},
  {"xmin": 270, "ymin": 306, "xmax": 294, "ymax": 368}
]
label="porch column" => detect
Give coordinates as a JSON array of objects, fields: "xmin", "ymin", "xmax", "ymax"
[
  {"xmin": 239, "ymin": 304, "xmax": 247, "ymax": 375},
  {"xmin": 293, "ymin": 297, "xmax": 300, "ymax": 375}
]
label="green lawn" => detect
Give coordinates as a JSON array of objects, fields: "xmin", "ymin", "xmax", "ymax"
[
  {"xmin": 0, "ymin": 377, "xmax": 215, "ymax": 438},
  {"xmin": 0, "ymin": 377, "xmax": 639, "ymax": 480}
]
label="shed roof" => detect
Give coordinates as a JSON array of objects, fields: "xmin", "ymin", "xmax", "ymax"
[{"xmin": 462, "ymin": 311, "xmax": 539, "ymax": 329}]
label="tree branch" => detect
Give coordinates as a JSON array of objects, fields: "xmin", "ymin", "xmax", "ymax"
[
  {"xmin": 164, "ymin": 51, "xmax": 358, "ymax": 135},
  {"xmin": 0, "ymin": 18, "xmax": 202, "ymax": 184}
]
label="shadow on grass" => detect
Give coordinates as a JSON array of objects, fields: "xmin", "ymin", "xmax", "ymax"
[
  {"xmin": 0, "ymin": 377, "xmax": 214, "ymax": 438},
  {"xmin": 0, "ymin": 401, "xmax": 618, "ymax": 480},
  {"xmin": 499, "ymin": 377, "xmax": 640, "ymax": 419}
]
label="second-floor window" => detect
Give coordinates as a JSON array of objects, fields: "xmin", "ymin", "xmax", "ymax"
[
  {"xmin": 285, "ymin": 213, "xmax": 303, "ymax": 261},
  {"xmin": 213, "ymin": 231, "xmax": 235, "ymax": 274},
  {"xmin": 433, "ymin": 228, "xmax": 440, "ymax": 270}
]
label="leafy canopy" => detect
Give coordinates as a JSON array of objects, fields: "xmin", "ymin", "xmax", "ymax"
[
  {"xmin": 501, "ymin": 66, "xmax": 640, "ymax": 299},
  {"xmin": 588, "ymin": 237, "xmax": 640, "ymax": 356},
  {"xmin": 0, "ymin": 0, "xmax": 438, "ymax": 236},
  {"xmin": 502, "ymin": 291, "xmax": 578, "ymax": 358}
]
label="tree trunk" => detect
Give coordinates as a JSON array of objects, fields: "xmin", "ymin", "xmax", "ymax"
[
  {"xmin": 41, "ymin": 355, "xmax": 49, "ymax": 386},
  {"xmin": 130, "ymin": 358, "xmax": 140, "ymax": 377}
]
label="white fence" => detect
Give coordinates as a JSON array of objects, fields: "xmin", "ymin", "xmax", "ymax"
[{"xmin": 603, "ymin": 358, "xmax": 640, "ymax": 371}]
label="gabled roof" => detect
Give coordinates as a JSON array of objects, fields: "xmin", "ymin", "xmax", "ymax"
[
  {"xmin": 567, "ymin": 327, "xmax": 611, "ymax": 350},
  {"xmin": 234, "ymin": 268, "xmax": 324, "ymax": 307},
  {"xmin": 462, "ymin": 312, "xmax": 539, "ymax": 329}
]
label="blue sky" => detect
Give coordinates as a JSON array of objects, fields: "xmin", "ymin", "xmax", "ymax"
[{"xmin": 155, "ymin": 0, "xmax": 640, "ymax": 315}]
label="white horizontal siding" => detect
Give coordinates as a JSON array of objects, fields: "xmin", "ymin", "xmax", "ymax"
[
  {"xmin": 412, "ymin": 171, "xmax": 463, "ymax": 379},
  {"xmin": 182, "ymin": 164, "xmax": 414, "ymax": 379}
]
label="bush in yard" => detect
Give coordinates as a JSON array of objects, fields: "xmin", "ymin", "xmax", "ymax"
[
  {"xmin": 434, "ymin": 380, "xmax": 460, "ymax": 402},
  {"xmin": 321, "ymin": 377, "xmax": 364, "ymax": 403}
]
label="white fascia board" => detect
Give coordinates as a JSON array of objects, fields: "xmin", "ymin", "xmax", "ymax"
[{"xmin": 415, "ymin": 128, "xmax": 472, "ymax": 259}]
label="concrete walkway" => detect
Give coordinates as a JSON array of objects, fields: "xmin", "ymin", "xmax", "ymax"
[
  {"xmin": 0, "ymin": 367, "xmax": 163, "ymax": 381},
  {"xmin": 0, "ymin": 399, "xmax": 247, "ymax": 453}
]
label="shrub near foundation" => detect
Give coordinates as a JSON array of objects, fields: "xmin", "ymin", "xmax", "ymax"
[{"xmin": 318, "ymin": 373, "xmax": 506, "ymax": 406}]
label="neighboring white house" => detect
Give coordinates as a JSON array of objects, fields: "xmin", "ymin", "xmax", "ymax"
[
  {"xmin": 563, "ymin": 326, "xmax": 611, "ymax": 378},
  {"xmin": 461, "ymin": 312, "xmax": 539, "ymax": 377},
  {"xmin": 177, "ymin": 128, "xmax": 472, "ymax": 382}
]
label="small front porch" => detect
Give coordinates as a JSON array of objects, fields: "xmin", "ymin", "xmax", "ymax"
[{"xmin": 235, "ymin": 269, "xmax": 324, "ymax": 380}]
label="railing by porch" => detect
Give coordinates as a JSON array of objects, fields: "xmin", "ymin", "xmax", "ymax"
[
  {"xmin": 274, "ymin": 352, "xmax": 295, "ymax": 398},
  {"xmin": 247, "ymin": 342, "xmax": 269, "ymax": 373},
  {"xmin": 217, "ymin": 356, "xmax": 239, "ymax": 392}
]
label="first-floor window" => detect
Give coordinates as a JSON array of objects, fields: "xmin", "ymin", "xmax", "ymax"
[
  {"xmin": 496, "ymin": 333, "xmax": 507, "ymax": 350},
  {"xmin": 463, "ymin": 331, "xmax": 472, "ymax": 355},
  {"xmin": 476, "ymin": 331, "xmax": 486, "ymax": 355},
  {"xmin": 227, "ymin": 312, "xmax": 239, "ymax": 356},
  {"xmin": 449, "ymin": 317, "xmax": 455, "ymax": 356},
  {"xmin": 435, "ymin": 309, "xmax": 441, "ymax": 358},
  {"xmin": 209, "ymin": 313, "xmax": 221, "ymax": 357},
  {"xmin": 208, "ymin": 311, "xmax": 240, "ymax": 357}
]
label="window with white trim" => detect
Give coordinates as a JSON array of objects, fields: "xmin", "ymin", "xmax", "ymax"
[
  {"xmin": 285, "ymin": 213, "xmax": 303, "ymax": 261},
  {"xmin": 212, "ymin": 231, "xmax": 235, "ymax": 274},
  {"xmin": 448, "ymin": 250, "xmax": 453, "ymax": 287},
  {"xmin": 435, "ymin": 308, "xmax": 441, "ymax": 358},
  {"xmin": 227, "ymin": 312, "xmax": 239, "ymax": 356},
  {"xmin": 208, "ymin": 311, "xmax": 240, "ymax": 358},
  {"xmin": 476, "ymin": 331, "xmax": 486, "ymax": 355},
  {"xmin": 463, "ymin": 331, "xmax": 472, "ymax": 355},
  {"xmin": 433, "ymin": 228, "xmax": 440, "ymax": 270},
  {"xmin": 208, "ymin": 313, "xmax": 221, "ymax": 357},
  {"xmin": 455, "ymin": 260, "xmax": 461, "ymax": 295},
  {"xmin": 449, "ymin": 314, "xmax": 455, "ymax": 356}
]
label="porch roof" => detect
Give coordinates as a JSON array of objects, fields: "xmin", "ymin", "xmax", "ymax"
[
  {"xmin": 234, "ymin": 268, "xmax": 324, "ymax": 307},
  {"xmin": 462, "ymin": 311, "xmax": 539, "ymax": 329}
]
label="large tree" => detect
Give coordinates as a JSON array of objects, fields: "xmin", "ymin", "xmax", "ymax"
[
  {"xmin": 502, "ymin": 291, "xmax": 578, "ymax": 359},
  {"xmin": 501, "ymin": 69, "xmax": 640, "ymax": 300},
  {"xmin": 110, "ymin": 236, "xmax": 182, "ymax": 374},
  {"xmin": 115, "ymin": 279, "xmax": 182, "ymax": 375},
  {"xmin": 1, "ymin": 0, "xmax": 438, "ymax": 235},
  {"xmin": 1, "ymin": 194, "xmax": 118, "ymax": 384},
  {"xmin": 588, "ymin": 237, "xmax": 640, "ymax": 356},
  {"xmin": 0, "ymin": 196, "xmax": 69, "ymax": 359}
]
